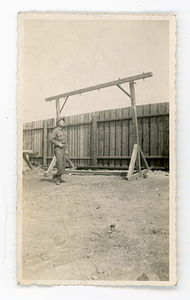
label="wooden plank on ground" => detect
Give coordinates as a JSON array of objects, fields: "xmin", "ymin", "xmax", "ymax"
[{"xmin": 65, "ymin": 169, "xmax": 128, "ymax": 176}]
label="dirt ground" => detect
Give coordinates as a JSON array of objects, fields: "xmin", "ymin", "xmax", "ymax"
[{"xmin": 22, "ymin": 169, "xmax": 169, "ymax": 282}]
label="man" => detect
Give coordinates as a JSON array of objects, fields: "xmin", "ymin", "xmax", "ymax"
[{"xmin": 49, "ymin": 117, "xmax": 68, "ymax": 185}]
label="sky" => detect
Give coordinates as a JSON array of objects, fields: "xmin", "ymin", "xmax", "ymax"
[{"xmin": 23, "ymin": 18, "xmax": 169, "ymax": 122}]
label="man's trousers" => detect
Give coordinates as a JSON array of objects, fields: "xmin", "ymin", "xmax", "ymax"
[{"xmin": 55, "ymin": 146, "xmax": 66, "ymax": 176}]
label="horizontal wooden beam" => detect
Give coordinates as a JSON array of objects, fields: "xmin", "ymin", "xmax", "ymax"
[
  {"xmin": 75, "ymin": 166, "xmax": 168, "ymax": 171},
  {"xmin": 45, "ymin": 72, "xmax": 153, "ymax": 101},
  {"xmin": 41, "ymin": 155, "xmax": 169, "ymax": 160},
  {"xmin": 43, "ymin": 166, "xmax": 168, "ymax": 177}
]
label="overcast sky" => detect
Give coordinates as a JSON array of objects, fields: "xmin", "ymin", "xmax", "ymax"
[{"xmin": 23, "ymin": 18, "xmax": 169, "ymax": 122}]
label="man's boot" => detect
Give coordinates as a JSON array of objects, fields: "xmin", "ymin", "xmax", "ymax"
[{"xmin": 56, "ymin": 175, "xmax": 61, "ymax": 185}]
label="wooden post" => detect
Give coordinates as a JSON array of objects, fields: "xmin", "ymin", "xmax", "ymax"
[
  {"xmin": 127, "ymin": 144, "xmax": 138, "ymax": 179},
  {"xmin": 91, "ymin": 113, "xmax": 98, "ymax": 166},
  {"xmin": 43, "ymin": 120, "xmax": 48, "ymax": 166},
  {"xmin": 129, "ymin": 81, "xmax": 141, "ymax": 172},
  {"xmin": 56, "ymin": 98, "xmax": 60, "ymax": 120}
]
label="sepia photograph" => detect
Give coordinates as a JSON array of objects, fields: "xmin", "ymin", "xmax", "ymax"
[{"xmin": 17, "ymin": 13, "xmax": 176, "ymax": 286}]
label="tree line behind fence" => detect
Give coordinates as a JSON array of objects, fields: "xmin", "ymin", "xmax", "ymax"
[{"xmin": 23, "ymin": 102, "xmax": 169, "ymax": 169}]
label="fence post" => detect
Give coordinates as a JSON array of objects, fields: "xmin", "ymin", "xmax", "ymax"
[
  {"xmin": 91, "ymin": 113, "xmax": 98, "ymax": 166},
  {"xmin": 43, "ymin": 120, "xmax": 48, "ymax": 166}
]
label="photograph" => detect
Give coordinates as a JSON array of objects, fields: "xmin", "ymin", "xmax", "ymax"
[{"xmin": 17, "ymin": 13, "xmax": 176, "ymax": 286}]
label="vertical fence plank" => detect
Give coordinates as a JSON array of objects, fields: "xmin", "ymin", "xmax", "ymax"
[
  {"xmin": 87, "ymin": 113, "xmax": 92, "ymax": 166},
  {"xmin": 98, "ymin": 111, "xmax": 105, "ymax": 166},
  {"xmin": 129, "ymin": 106, "xmax": 135, "ymax": 155},
  {"xmin": 136, "ymin": 105, "xmax": 143, "ymax": 150},
  {"xmin": 142, "ymin": 104, "xmax": 150, "ymax": 157},
  {"xmin": 66, "ymin": 116, "xmax": 70, "ymax": 155},
  {"xmin": 39, "ymin": 121, "xmax": 44, "ymax": 162},
  {"xmin": 70, "ymin": 116, "xmax": 74, "ymax": 162},
  {"xmin": 163, "ymin": 103, "xmax": 169, "ymax": 164},
  {"xmin": 43, "ymin": 120, "xmax": 47, "ymax": 165},
  {"xmin": 150, "ymin": 104, "xmax": 158, "ymax": 155},
  {"xmin": 115, "ymin": 108, "xmax": 122, "ymax": 167},
  {"xmin": 104, "ymin": 110, "xmax": 110, "ymax": 167},
  {"xmin": 77, "ymin": 115, "xmax": 80, "ymax": 167},
  {"xmin": 91, "ymin": 112, "xmax": 98, "ymax": 166},
  {"xmin": 83, "ymin": 113, "xmax": 89, "ymax": 167},
  {"xmin": 157, "ymin": 103, "xmax": 165, "ymax": 168},
  {"xmin": 150, "ymin": 104, "xmax": 158, "ymax": 167},
  {"xmin": 122, "ymin": 107, "xmax": 130, "ymax": 167},
  {"xmin": 109, "ymin": 109, "xmax": 116, "ymax": 166},
  {"xmin": 81, "ymin": 114, "xmax": 85, "ymax": 166},
  {"xmin": 74, "ymin": 115, "xmax": 78, "ymax": 166}
]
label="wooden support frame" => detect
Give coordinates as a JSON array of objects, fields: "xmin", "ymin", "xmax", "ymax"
[{"xmin": 45, "ymin": 72, "xmax": 153, "ymax": 179}]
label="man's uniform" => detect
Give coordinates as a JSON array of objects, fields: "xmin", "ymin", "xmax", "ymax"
[{"xmin": 49, "ymin": 118, "xmax": 67, "ymax": 184}]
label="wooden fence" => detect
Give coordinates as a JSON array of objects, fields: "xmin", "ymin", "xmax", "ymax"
[{"xmin": 23, "ymin": 102, "xmax": 169, "ymax": 169}]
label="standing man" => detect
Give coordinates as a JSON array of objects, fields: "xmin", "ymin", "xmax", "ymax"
[{"xmin": 49, "ymin": 117, "xmax": 68, "ymax": 185}]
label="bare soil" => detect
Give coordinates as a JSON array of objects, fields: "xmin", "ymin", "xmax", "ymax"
[{"xmin": 22, "ymin": 169, "xmax": 169, "ymax": 282}]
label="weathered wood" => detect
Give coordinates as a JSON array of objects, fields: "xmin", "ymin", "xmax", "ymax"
[
  {"xmin": 115, "ymin": 109, "xmax": 122, "ymax": 167},
  {"xmin": 91, "ymin": 113, "xmax": 98, "ymax": 166},
  {"xmin": 23, "ymin": 153, "xmax": 33, "ymax": 169},
  {"xmin": 43, "ymin": 120, "xmax": 48, "ymax": 165},
  {"xmin": 98, "ymin": 111, "xmax": 105, "ymax": 166},
  {"xmin": 142, "ymin": 104, "xmax": 150, "ymax": 156},
  {"xmin": 122, "ymin": 107, "xmax": 130, "ymax": 167},
  {"xmin": 23, "ymin": 112, "xmax": 169, "ymax": 130},
  {"xmin": 75, "ymin": 165, "xmax": 166, "ymax": 170},
  {"xmin": 44, "ymin": 155, "xmax": 57, "ymax": 176},
  {"xmin": 137, "ymin": 105, "xmax": 143, "ymax": 150},
  {"xmin": 139, "ymin": 147, "xmax": 150, "ymax": 170},
  {"xmin": 55, "ymin": 98, "xmax": 60, "ymax": 120},
  {"xmin": 130, "ymin": 82, "xmax": 141, "ymax": 172},
  {"xmin": 66, "ymin": 170, "xmax": 128, "ymax": 176},
  {"xmin": 87, "ymin": 113, "xmax": 92, "ymax": 166},
  {"xmin": 127, "ymin": 144, "xmax": 138, "ymax": 179},
  {"xmin": 23, "ymin": 103, "xmax": 169, "ymax": 170},
  {"xmin": 104, "ymin": 110, "xmax": 110, "ymax": 167},
  {"xmin": 80, "ymin": 114, "xmax": 85, "ymax": 167},
  {"xmin": 150, "ymin": 103, "xmax": 158, "ymax": 158},
  {"xmin": 116, "ymin": 84, "xmax": 131, "ymax": 98},
  {"xmin": 109, "ymin": 109, "xmax": 116, "ymax": 166},
  {"xmin": 127, "ymin": 168, "xmax": 149, "ymax": 180},
  {"xmin": 46, "ymin": 72, "xmax": 153, "ymax": 101},
  {"xmin": 60, "ymin": 96, "xmax": 69, "ymax": 113},
  {"xmin": 83, "ymin": 113, "xmax": 89, "ymax": 167}
]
